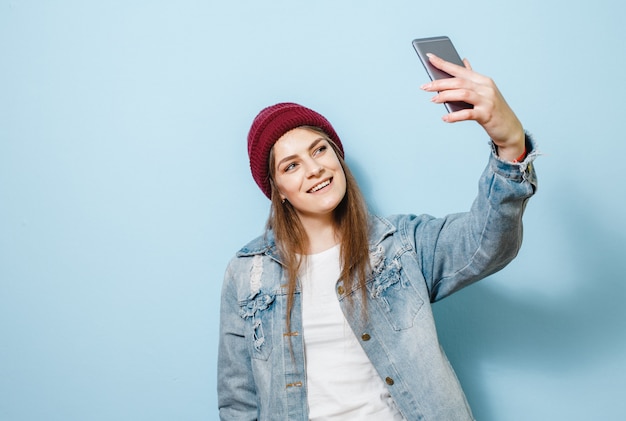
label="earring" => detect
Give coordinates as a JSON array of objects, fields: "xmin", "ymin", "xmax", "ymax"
[{"xmin": 281, "ymin": 198, "xmax": 287, "ymax": 204}]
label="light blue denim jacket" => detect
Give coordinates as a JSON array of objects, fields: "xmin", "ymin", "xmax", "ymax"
[{"xmin": 218, "ymin": 137, "xmax": 538, "ymax": 421}]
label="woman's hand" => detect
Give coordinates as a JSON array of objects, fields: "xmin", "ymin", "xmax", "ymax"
[{"xmin": 420, "ymin": 53, "xmax": 525, "ymax": 162}]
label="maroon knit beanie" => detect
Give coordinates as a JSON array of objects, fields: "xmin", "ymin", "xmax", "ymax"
[{"xmin": 247, "ymin": 102, "xmax": 344, "ymax": 199}]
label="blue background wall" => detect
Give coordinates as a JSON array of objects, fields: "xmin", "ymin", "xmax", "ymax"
[{"xmin": 2, "ymin": 1, "xmax": 625, "ymax": 420}]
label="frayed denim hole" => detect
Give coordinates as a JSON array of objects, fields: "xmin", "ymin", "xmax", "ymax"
[
  {"xmin": 369, "ymin": 245, "xmax": 385, "ymax": 274},
  {"xmin": 252, "ymin": 318, "xmax": 265, "ymax": 351},
  {"xmin": 370, "ymin": 259, "xmax": 402, "ymax": 304},
  {"xmin": 239, "ymin": 290, "xmax": 276, "ymax": 319},
  {"xmin": 238, "ymin": 290, "xmax": 276, "ymax": 353},
  {"xmin": 370, "ymin": 259, "xmax": 424, "ymax": 331},
  {"xmin": 250, "ymin": 255, "xmax": 263, "ymax": 295}
]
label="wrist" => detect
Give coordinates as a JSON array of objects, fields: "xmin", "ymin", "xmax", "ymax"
[{"xmin": 494, "ymin": 130, "xmax": 526, "ymax": 162}]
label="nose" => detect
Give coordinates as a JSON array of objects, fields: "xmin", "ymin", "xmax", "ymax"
[{"xmin": 306, "ymin": 163, "xmax": 324, "ymax": 178}]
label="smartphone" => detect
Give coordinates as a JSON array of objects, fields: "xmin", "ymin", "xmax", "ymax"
[{"xmin": 412, "ymin": 36, "xmax": 473, "ymax": 113}]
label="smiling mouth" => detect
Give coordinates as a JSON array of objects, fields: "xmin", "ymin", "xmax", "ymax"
[{"xmin": 308, "ymin": 178, "xmax": 332, "ymax": 193}]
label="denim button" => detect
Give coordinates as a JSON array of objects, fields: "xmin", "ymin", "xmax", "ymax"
[
  {"xmin": 337, "ymin": 286, "xmax": 345, "ymax": 295},
  {"xmin": 385, "ymin": 377, "xmax": 394, "ymax": 385},
  {"xmin": 361, "ymin": 333, "xmax": 371, "ymax": 341}
]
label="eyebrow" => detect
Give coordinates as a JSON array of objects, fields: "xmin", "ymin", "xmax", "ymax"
[{"xmin": 276, "ymin": 137, "xmax": 326, "ymax": 168}]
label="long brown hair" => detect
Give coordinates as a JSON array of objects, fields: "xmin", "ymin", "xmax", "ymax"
[{"xmin": 267, "ymin": 126, "xmax": 370, "ymax": 332}]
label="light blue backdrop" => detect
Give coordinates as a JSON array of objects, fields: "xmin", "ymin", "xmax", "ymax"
[{"xmin": 2, "ymin": 1, "xmax": 625, "ymax": 420}]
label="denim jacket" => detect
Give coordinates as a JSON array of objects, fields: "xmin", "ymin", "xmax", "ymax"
[{"xmin": 218, "ymin": 138, "xmax": 538, "ymax": 421}]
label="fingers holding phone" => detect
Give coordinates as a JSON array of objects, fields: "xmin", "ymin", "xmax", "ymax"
[
  {"xmin": 413, "ymin": 37, "xmax": 524, "ymax": 150},
  {"xmin": 421, "ymin": 55, "xmax": 492, "ymax": 122}
]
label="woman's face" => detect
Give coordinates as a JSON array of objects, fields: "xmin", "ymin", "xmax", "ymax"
[{"xmin": 272, "ymin": 127, "xmax": 347, "ymax": 222}]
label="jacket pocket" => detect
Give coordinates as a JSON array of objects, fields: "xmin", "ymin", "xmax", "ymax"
[{"xmin": 368, "ymin": 258, "xmax": 424, "ymax": 330}]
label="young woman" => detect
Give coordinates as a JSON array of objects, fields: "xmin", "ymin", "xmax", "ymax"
[{"xmin": 218, "ymin": 54, "xmax": 538, "ymax": 420}]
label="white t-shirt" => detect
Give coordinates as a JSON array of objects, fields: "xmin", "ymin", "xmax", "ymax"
[{"xmin": 300, "ymin": 244, "xmax": 406, "ymax": 420}]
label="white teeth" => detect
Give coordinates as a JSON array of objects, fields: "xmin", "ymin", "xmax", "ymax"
[{"xmin": 309, "ymin": 180, "xmax": 330, "ymax": 192}]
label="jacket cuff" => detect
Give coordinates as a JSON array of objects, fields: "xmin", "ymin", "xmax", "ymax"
[{"xmin": 489, "ymin": 132, "xmax": 539, "ymax": 190}]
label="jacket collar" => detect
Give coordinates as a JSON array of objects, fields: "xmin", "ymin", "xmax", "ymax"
[
  {"xmin": 237, "ymin": 214, "xmax": 396, "ymax": 260},
  {"xmin": 237, "ymin": 230, "xmax": 279, "ymax": 260}
]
